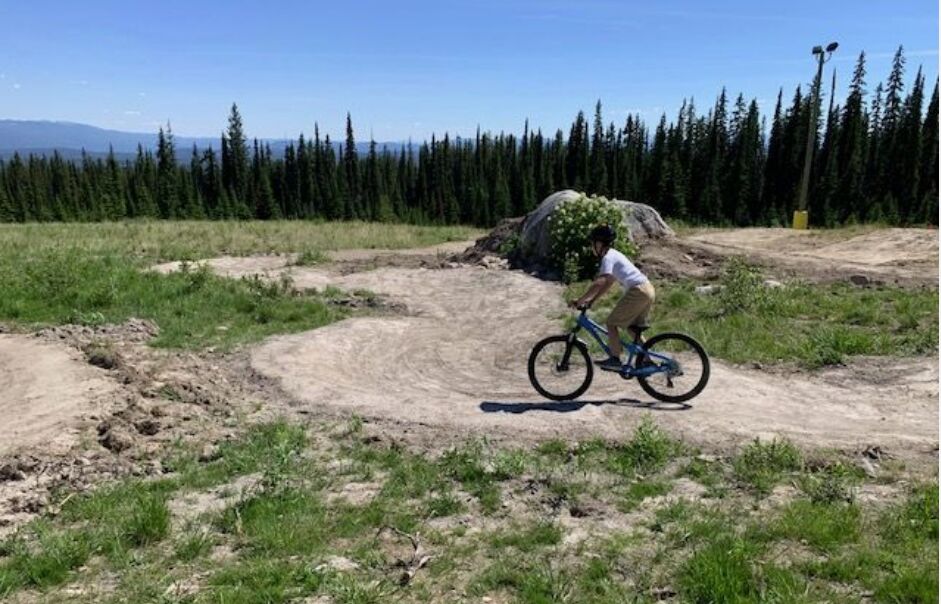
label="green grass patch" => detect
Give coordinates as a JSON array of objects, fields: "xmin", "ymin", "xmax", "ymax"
[
  {"xmin": 1, "ymin": 418, "xmax": 936, "ymax": 603},
  {"xmin": 771, "ymin": 499, "xmax": 862, "ymax": 552},
  {"xmin": 0, "ymin": 248, "xmax": 344, "ymax": 349},
  {"xmin": 470, "ymin": 558, "xmax": 575, "ymax": 603},
  {"xmin": 620, "ymin": 479, "xmax": 672, "ymax": 512},
  {"xmin": 204, "ymin": 559, "xmax": 325, "ymax": 603},
  {"xmin": 0, "ymin": 524, "xmax": 92, "ymax": 595},
  {"xmin": 439, "ymin": 442, "xmax": 510, "ymax": 513},
  {"xmin": 733, "ymin": 438, "xmax": 802, "ymax": 495},
  {"xmin": 0, "ymin": 481, "xmax": 172, "ymax": 595},
  {"xmin": 0, "ymin": 220, "xmax": 479, "ymax": 348},
  {"xmin": 490, "ymin": 522, "xmax": 563, "ymax": 553},
  {"xmin": 798, "ymin": 482, "xmax": 938, "ymax": 602},
  {"xmin": 564, "ymin": 259, "xmax": 938, "ymax": 367},
  {"xmin": 292, "ymin": 248, "xmax": 329, "ymax": 266},
  {"xmin": 174, "ymin": 528, "xmax": 215, "ymax": 562},
  {"xmin": 164, "ymin": 421, "xmax": 309, "ymax": 490},
  {"xmin": 605, "ymin": 417, "xmax": 679, "ymax": 477}
]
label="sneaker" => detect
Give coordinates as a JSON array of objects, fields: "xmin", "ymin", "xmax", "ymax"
[{"xmin": 595, "ymin": 356, "xmax": 624, "ymax": 371}]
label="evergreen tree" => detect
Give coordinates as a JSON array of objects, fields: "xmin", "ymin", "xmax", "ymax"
[
  {"xmin": 836, "ymin": 52, "xmax": 869, "ymax": 221},
  {"xmin": 156, "ymin": 124, "xmax": 178, "ymax": 218},
  {"xmin": 343, "ymin": 113, "xmax": 360, "ymax": 218},
  {"xmin": 223, "ymin": 103, "xmax": 249, "ymax": 210},
  {"xmin": 918, "ymin": 79, "xmax": 939, "ymax": 224},
  {"xmin": 589, "ymin": 101, "xmax": 607, "ymax": 194}
]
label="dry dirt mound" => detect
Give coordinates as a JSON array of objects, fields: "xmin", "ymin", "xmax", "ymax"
[
  {"xmin": 0, "ymin": 335, "xmax": 117, "ymax": 456},
  {"xmin": 684, "ymin": 227, "xmax": 938, "ymax": 285},
  {"xmin": 242, "ymin": 262, "xmax": 938, "ymax": 458},
  {"xmin": 151, "ymin": 240, "xmax": 476, "ymax": 277}
]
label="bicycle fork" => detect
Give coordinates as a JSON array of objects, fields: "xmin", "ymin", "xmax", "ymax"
[{"xmin": 557, "ymin": 330, "xmax": 580, "ymax": 372}]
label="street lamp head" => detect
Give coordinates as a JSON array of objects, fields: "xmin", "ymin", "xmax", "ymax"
[
  {"xmin": 826, "ymin": 42, "xmax": 839, "ymax": 52},
  {"xmin": 812, "ymin": 45, "xmax": 823, "ymax": 55}
]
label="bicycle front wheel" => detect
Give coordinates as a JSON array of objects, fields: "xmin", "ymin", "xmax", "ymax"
[
  {"xmin": 636, "ymin": 333, "xmax": 710, "ymax": 403},
  {"xmin": 528, "ymin": 335, "xmax": 593, "ymax": 401}
]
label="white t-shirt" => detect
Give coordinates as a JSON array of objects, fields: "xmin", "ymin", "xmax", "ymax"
[{"xmin": 598, "ymin": 248, "xmax": 647, "ymax": 289}]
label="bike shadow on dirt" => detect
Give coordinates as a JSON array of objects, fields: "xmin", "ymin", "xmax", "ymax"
[{"xmin": 479, "ymin": 398, "xmax": 691, "ymax": 414}]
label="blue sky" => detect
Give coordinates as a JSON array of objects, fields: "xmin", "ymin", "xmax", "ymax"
[{"xmin": 1, "ymin": 0, "xmax": 937, "ymax": 140}]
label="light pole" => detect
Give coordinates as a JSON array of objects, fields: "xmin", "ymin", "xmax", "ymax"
[{"xmin": 794, "ymin": 41, "xmax": 838, "ymax": 229}]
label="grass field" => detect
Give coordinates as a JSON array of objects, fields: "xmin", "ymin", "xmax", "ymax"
[
  {"xmin": 0, "ymin": 418, "xmax": 935, "ymax": 603},
  {"xmin": 0, "ymin": 221, "xmax": 481, "ymax": 349},
  {"xmin": 0, "ymin": 220, "xmax": 481, "ymax": 261}
]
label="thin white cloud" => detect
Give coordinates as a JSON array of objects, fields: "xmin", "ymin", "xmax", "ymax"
[
  {"xmin": 0, "ymin": 73, "xmax": 5, "ymax": 80},
  {"xmin": 12, "ymin": 83, "xmax": 21, "ymax": 90},
  {"xmin": 124, "ymin": 110, "xmax": 142, "ymax": 116},
  {"xmin": 138, "ymin": 92, "xmax": 146, "ymax": 97},
  {"xmin": 835, "ymin": 48, "xmax": 939, "ymax": 62}
]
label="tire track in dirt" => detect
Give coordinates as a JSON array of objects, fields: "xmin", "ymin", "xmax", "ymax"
[{"xmin": 0, "ymin": 335, "xmax": 116, "ymax": 456}]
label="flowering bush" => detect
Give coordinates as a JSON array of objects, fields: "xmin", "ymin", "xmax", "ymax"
[{"xmin": 547, "ymin": 194, "xmax": 637, "ymax": 282}]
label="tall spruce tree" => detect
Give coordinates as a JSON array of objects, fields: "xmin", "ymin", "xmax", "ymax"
[
  {"xmin": 156, "ymin": 124, "xmax": 178, "ymax": 218},
  {"xmin": 223, "ymin": 103, "xmax": 250, "ymax": 216},
  {"xmin": 589, "ymin": 101, "xmax": 608, "ymax": 195}
]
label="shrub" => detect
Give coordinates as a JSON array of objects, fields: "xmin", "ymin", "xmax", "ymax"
[
  {"xmin": 547, "ymin": 194, "xmax": 637, "ymax": 282},
  {"xmin": 718, "ymin": 257, "xmax": 771, "ymax": 314}
]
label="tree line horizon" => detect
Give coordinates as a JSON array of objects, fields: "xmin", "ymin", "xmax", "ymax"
[{"xmin": 0, "ymin": 47, "xmax": 937, "ymax": 227}]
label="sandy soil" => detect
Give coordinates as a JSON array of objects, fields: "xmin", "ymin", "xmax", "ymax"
[
  {"xmin": 681, "ymin": 227, "xmax": 938, "ymax": 285},
  {"xmin": 0, "ymin": 335, "xmax": 116, "ymax": 456},
  {"xmin": 248, "ymin": 263, "xmax": 938, "ymax": 457},
  {"xmin": 150, "ymin": 240, "xmax": 474, "ymax": 276}
]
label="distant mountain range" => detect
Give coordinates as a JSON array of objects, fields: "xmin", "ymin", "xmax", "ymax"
[{"xmin": 0, "ymin": 120, "xmax": 410, "ymax": 161}]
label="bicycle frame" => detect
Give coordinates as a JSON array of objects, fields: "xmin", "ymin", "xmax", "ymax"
[{"xmin": 570, "ymin": 309, "xmax": 673, "ymax": 377}]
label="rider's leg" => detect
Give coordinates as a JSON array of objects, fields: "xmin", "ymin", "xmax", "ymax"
[{"xmin": 607, "ymin": 283, "xmax": 655, "ymax": 360}]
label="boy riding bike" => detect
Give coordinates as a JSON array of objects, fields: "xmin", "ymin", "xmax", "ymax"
[{"xmin": 569, "ymin": 224, "xmax": 655, "ymax": 371}]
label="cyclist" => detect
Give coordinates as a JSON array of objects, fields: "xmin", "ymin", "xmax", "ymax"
[{"xmin": 569, "ymin": 224, "xmax": 656, "ymax": 371}]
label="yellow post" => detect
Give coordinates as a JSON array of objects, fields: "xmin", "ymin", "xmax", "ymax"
[{"xmin": 792, "ymin": 210, "xmax": 809, "ymax": 230}]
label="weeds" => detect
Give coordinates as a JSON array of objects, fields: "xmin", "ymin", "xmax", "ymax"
[
  {"xmin": 798, "ymin": 463, "xmax": 859, "ymax": 504},
  {"xmin": 717, "ymin": 256, "xmax": 772, "ymax": 314},
  {"xmin": 733, "ymin": 438, "xmax": 802, "ymax": 495},
  {"xmin": 293, "ymin": 248, "xmax": 329, "ymax": 266},
  {"xmin": 606, "ymin": 417, "xmax": 678, "ymax": 476},
  {"xmin": 0, "ymin": 420, "xmax": 935, "ymax": 603}
]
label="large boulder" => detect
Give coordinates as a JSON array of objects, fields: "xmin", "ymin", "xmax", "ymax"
[{"xmin": 518, "ymin": 190, "xmax": 674, "ymax": 262}]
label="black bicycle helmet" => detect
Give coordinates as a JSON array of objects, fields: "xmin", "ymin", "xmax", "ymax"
[{"xmin": 588, "ymin": 224, "xmax": 617, "ymax": 245}]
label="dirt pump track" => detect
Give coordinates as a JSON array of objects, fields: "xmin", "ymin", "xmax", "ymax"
[{"xmin": 1, "ymin": 231, "xmax": 938, "ymax": 475}]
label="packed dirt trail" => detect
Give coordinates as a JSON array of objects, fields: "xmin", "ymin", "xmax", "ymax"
[
  {"xmin": 682, "ymin": 227, "xmax": 939, "ymax": 286},
  {"xmin": 228, "ymin": 255, "xmax": 939, "ymax": 459},
  {"xmin": 0, "ymin": 335, "xmax": 116, "ymax": 456}
]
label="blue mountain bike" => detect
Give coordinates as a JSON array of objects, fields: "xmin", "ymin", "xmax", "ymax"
[{"xmin": 528, "ymin": 305, "xmax": 710, "ymax": 403}]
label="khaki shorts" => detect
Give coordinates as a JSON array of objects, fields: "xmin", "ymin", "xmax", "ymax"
[{"xmin": 606, "ymin": 281, "xmax": 655, "ymax": 328}]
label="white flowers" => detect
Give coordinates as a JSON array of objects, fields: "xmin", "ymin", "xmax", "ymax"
[{"xmin": 548, "ymin": 193, "xmax": 634, "ymax": 282}]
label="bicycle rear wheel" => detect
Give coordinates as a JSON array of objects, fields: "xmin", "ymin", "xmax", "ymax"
[
  {"xmin": 528, "ymin": 335, "xmax": 593, "ymax": 401},
  {"xmin": 636, "ymin": 333, "xmax": 709, "ymax": 403}
]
